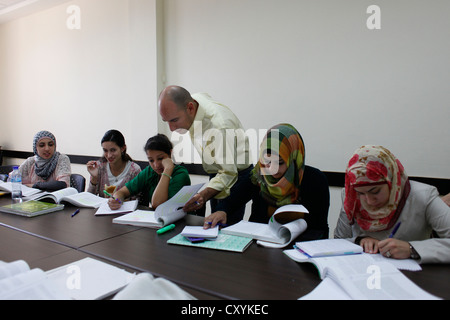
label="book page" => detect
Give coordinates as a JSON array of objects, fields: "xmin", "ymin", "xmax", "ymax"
[
  {"xmin": 0, "ymin": 260, "xmax": 30, "ymax": 280},
  {"xmin": 95, "ymin": 200, "xmax": 138, "ymax": 215},
  {"xmin": 154, "ymin": 183, "xmax": 204, "ymax": 219},
  {"xmin": 113, "ymin": 210, "xmax": 161, "ymax": 227},
  {"xmin": 46, "ymin": 257, "xmax": 136, "ymax": 300},
  {"xmin": 0, "ymin": 181, "xmax": 42, "ymax": 197},
  {"xmin": 62, "ymin": 192, "xmax": 108, "ymax": 208},
  {"xmin": 0, "ymin": 268, "xmax": 70, "ymax": 300},
  {"xmin": 50, "ymin": 187, "xmax": 78, "ymax": 202},
  {"xmin": 331, "ymin": 261, "xmax": 439, "ymax": 300}
]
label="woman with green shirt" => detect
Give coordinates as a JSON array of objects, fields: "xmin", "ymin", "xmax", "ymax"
[{"xmin": 108, "ymin": 134, "xmax": 191, "ymax": 210}]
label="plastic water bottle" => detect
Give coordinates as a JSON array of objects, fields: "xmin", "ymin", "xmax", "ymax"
[{"xmin": 10, "ymin": 166, "xmax": 23, "ymax": 203}]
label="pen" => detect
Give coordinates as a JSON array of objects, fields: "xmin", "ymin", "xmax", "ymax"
[
  {"xmin": 71, "ymin": 209, "xmax": 80, "ymax": 218},
  {"xmin": 103, "ymin": 190, "xmax": 122, "ymax": 204},
  {"xmin": 157, "ymin": 224, "xmax": 176, "ymax": 235},
  {"xmin": 389, "ymin": 221, "xmax": 401, "ymax": 238}
]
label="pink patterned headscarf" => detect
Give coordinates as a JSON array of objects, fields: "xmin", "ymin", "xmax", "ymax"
[{"xmin": 344, "ymin": 145, "xmax": 410, "ymax": 232}]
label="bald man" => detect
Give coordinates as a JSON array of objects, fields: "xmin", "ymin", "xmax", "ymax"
[{"xmin": 159, "ymin": 85, "xmax": 252, "ymax": 219}]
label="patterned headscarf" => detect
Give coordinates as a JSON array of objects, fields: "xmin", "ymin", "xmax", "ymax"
[
  {"xmin": 33, "ymin": 131, "xmax": 60, "ymax": 180},
  {"xmin": 252, "ymin": 124, "xmax": 305, "ymax": 207},
  {"xmin": 344, "ymin": 145, "xmax": 410, "ymax": 232}
]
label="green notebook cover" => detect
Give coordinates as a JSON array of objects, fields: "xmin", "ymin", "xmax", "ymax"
[
  {"xmin": 0, "ymin": 200, "xmax": 65, "ymax": 217},
  {"xmin": 167, "ymin": 232, "xmax": 253, "ymax": 253}
]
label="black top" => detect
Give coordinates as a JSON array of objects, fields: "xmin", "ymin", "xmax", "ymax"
[{"xmin": 217, "ymin": 165, "xmax": 330, "ymax": 241}]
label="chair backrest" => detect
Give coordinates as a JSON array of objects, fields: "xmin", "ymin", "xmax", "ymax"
[
  {"xmin": 0, "ymin": 165, "xmax": 16, "ymax": 175},
  {"xmin": 70, "ymin": 174, "xmax": 86, "ymax": 193}
]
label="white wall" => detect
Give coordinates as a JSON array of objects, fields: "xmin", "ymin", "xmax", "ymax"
[
  {"xmin": 162, "ymin": 0, "xmax": 450, "ymax": 179},
  {"xmin": 0, "ymin": 0, "xmax": 160, "ymax": 162}
]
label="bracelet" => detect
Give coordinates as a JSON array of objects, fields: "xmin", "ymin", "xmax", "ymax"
[{"xmin": 161, "ymin": 172, "xmax": 172, "ymax": 180}]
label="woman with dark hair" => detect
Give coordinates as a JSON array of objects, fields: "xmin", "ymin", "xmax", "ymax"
[
  {"xmin": 87, "ymin": 129, "xmax": 141, "ymax": 197},
  {"xmin": 108, "ymin": 133, "xmax": 191, "ymax": 210}
]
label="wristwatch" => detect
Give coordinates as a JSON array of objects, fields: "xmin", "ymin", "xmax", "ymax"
[{"xmin": 409, "ymin": 244, "xmax": 420, "ymax": 260}]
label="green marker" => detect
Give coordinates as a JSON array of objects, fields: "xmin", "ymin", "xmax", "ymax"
[
  {"xmin": 103, "ymin": 190, "xmax": 122, "ymax": 204},
  {"xmin": 157, "ymin": 224, "xmax": 176, "ymax": 235}
]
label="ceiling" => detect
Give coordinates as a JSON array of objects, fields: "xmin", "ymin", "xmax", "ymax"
[
  {"xmin": 0, "ymin": 0, "xmax": 36, "ymax": 12},
  {"xmin": 0, "ymin": 0, "xmax": 70, "ymax": 24}
]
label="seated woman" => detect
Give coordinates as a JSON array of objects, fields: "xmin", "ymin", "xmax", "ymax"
[
  {"xmin": 108, "ymin": 134, "xmax": 191, "ymax": 210},
  {"xmin": 87, "ymin": 129, "xmax": 141, "ymax": 197},
  {"xmin": 18, "ymin": 130, "xmax": 71, "ymax": 191},
  {"xmin": 205, "ymin": 123, "xmax": 330, "ymax": 241},
  {"xmin": 334, "ymin": 145, "xmax": 450, "ymax": 264}
]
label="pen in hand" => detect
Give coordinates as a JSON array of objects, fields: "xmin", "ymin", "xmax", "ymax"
[
  {"xmin": 103, "ymin": 190, "xmax": 122, "ymax": 204},
  {"xmin": 388, "ymin": 221, "xmax": 401, "ymax": 238}
]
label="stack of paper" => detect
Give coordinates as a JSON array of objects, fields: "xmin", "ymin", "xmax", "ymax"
[{"xmin": 180, "ymin": 226, "xmax": 219, "ymax": 239}]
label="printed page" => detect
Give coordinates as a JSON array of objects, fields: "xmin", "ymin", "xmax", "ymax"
[
  {"xmin": 154, "ymin": 183, "xmax": 204, "ymax": 219},
  {"xmin": 0, "ymin": 260, "xmax": 30, "ymax": 280}
]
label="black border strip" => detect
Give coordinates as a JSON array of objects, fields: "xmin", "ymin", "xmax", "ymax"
[{"xmin": 1, "ymin": 149, "xmax": 449, "ymax": 194}]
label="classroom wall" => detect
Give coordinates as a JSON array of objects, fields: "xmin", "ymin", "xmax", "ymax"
[
  {"xmin": 0, "ymin": 0, "xmax": 161, "ymax": 162},
  {"xmin": 161, "ymin": 0, "xmax": 450, "ymax": 178}
]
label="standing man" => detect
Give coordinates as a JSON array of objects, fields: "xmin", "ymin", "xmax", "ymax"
[{"xmin": 158, "ymin": 85, "xmax": 252, "ymax": 216}]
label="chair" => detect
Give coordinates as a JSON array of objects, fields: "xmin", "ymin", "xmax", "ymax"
[
  {"xmin": 0, "ymin": 165, "xmax": 17, "ymax": 182},
  {"xmin": 70, "ymin": 174, "xmax": 86, "ymax": 193},
  {"xmin": 0, "ymin": 165, "xmax": 16, "ymax": 175}
]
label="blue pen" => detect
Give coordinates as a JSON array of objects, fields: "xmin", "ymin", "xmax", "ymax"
[
  {"xmin": 71, "ymin": 209, "xmax": 80, "ymax": 218},
  {"xmin": 389, "ymin": 221, "xmax": 401, "ymax": 238},
  {"xmin": 207, "ymin": 222, "xmax": 227, "ymax": 227}
]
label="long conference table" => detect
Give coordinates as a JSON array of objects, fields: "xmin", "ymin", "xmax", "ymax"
[{"xmin": 0, "ymin": 196, "xmax": 449, "ymax": 301}]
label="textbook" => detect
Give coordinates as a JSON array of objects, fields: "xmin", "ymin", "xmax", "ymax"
[
  {"xmin": 167, "ymin": 232, "xmax": 253, "ymax": 253},
  {"xmin": 0, "ymin": 181, "xmax": 41, "ymax": 197},
  {"xmin": 294, "ymin": 238, "xmax": 363, "ymax": 258},
  {"xmin": 113, "ymin": 210, "xmax": 162, "ymax": 228},
  {"xmin": 0, "ymin": 258, "xmax": 135, "ymax": 300},
  {"xmin": 113, "ymin": 183, "xmax": 205, "ymax": 228},
  {"xmin": 45, "ymin": 257, "xmax": 136, "ymax": 300},
  {"xmin": 0, "ymin": 200, "xmax": 64, "ymax": 217},
  {"xmin": 0, "ymin": 260, "xmax": 69, "ymax": 300},
  {"xmin": 24, "ymin": 187, "xmax": 108, "ymax": 208},
  {"xmin": 181, "ymin": 225, "xmax": 219, "ymax": 239},
  {"xmin": 283, "ymin": 250, "xmax": 440, "ymax": 300},
  {"xmin": 221, "ymin": 204, "xmax": 308, "ymax": 248}
]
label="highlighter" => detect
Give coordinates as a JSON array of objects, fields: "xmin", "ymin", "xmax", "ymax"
[
  {"xmin": 157, "ymin": 224, "xmax": 176, "ymax": 235},
  {"xmin": 103, "ymin": 190, "xmax": 122, "ymax": 204}
]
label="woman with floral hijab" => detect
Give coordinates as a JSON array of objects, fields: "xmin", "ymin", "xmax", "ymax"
[
  {"xmin": 205, "ymin": 123, "xmax": 330, "ymax": 241},
  {"xmin": 335, "ymin": 145, "xmax": 450, "ymax": 263},
  {"xmin": 17, "ymin": 130, "xmax": 71, "ymax": 191}
]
